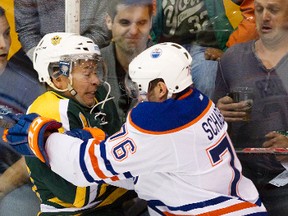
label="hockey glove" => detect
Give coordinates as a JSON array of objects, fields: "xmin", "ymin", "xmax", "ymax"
[
  {"xmin": 3, "ymin": 113, "xmax": 39, "ymax": 155},
  {"xmin": 3, "ymin": 113, "xmax": 62, "ymax": 165},
  {"xmin": 28, "ymin": 115, "xmax": 62, "ymax": 165}
]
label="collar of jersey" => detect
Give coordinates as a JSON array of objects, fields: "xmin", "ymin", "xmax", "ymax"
[{"xmin": 129, "ymin": 88, "xmax": 211, "ymax": 134}]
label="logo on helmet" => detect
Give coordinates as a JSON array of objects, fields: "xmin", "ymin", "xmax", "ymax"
[
  {"xmin": 151, "ymin": 48, "xmax": 162, "ymax": 58},
  {"xmin": 51, "ymin": 35, "xmax": 62, "ymax": 46}
]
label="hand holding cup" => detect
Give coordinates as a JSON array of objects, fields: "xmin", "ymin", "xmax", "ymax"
[{"xmin": 228, "ymin": 87, "xmax": 254, "ymax": 122}]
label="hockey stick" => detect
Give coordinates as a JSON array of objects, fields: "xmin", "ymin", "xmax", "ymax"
[
  {"xmin": 235, "ymin": 148, "xmax": 288, "ymax": 155},
  {"xmin": 65, "ymin": 0, "xmax": 80, "ymax": 34}
]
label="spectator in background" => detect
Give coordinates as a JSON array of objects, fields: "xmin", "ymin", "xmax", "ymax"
[
  {"xmin": 212, "ymin": 0, "xmax": 288, "ymax": 214},
  {"xmin": 0, "ymin": 6, "xmax": 44, "ymax": 215},
  {"xmin": 14, "ymin": 0, "xmax": 110, "ymax": 61},
  {"xmin": 151, "ymin": 0, "xmax": 257, "ymax": 97},
  {"xmin": 101, "ymin": 0, "xmax": 153, "ymax": 123}
]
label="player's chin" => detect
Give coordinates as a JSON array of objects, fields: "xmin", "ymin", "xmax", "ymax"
[
  {"xmin": 83, "ymin": 95, "xmax": 96, "ymax": 107},
  {"xmin": 85, "ymin": 99, "xmax": 96, "ymax": 107}
]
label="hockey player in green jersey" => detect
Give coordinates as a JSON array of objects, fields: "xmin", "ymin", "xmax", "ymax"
[{"xmin": 24, "ymin": 32, "xmax": 138, "ymax": 215}]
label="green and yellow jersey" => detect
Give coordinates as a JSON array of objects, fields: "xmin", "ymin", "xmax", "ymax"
[{"xmin": 26, "ymin": 85, "xmax": 136, "ymax": 215}]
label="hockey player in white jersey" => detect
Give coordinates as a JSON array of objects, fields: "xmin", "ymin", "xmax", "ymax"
[{"xmin": 4, "ymin": 42, "xmax": 267, "ymax": 215}]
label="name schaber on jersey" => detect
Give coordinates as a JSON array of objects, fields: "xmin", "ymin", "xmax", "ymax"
[{"xmin": 202, "ymin": 107, "xmax": 225, "ymax": 140}]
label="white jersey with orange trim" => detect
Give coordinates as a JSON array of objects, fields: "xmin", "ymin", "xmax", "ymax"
[{"xmin": 46, "ymin": 88, "xmax": 267, "ymax": 215}]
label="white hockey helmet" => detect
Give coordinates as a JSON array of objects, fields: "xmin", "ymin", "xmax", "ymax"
[
  {"xmin": 128, "ymin": 42, "xmax": 193, "ymax": 97},
  {"xmin": 33, "ymin": 32, "xmax": 102, "ymax": 91}
]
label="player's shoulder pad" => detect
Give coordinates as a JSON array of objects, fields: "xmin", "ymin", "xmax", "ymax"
[{"xmin": 129, "ymin": 89, "xmax": 211, "ymax": 134}]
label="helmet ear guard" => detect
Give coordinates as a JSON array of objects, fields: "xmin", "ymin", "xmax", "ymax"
[
  {"xmin": 58, "ymin": 61, "xmax": 71, "ymax": 77},
  {"xmin": 128, "ymin": 42, "xmax": 193, "ymax": 97}
]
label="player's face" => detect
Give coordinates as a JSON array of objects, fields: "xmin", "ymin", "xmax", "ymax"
[
  {"xmin": 0, "ymin": 15, "xmax": 11, "ymax": 75},
  {"xmin": 255, "ymin": 0, "xmax": 288, "ymax": 43},
  {"xmin": 71, "ymin": 59, "xmax": 101, "ymax": 107},
  {"xmin": 107, "ymin": 4, "xmax": 152, "ymax": 58}
]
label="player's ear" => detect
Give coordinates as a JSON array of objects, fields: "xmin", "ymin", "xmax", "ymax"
[
  {"xmin": 158, "ymin": 82, "xmax": 168, "ymax": 100},
  {"xmin": 52, "ymin": 75, "xmax": 67, "ymax": 89}
]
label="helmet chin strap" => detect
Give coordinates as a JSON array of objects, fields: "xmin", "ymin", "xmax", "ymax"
[{"xmin": 67, "ymin": 82, "xmax": 77, "ymax": 96}]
